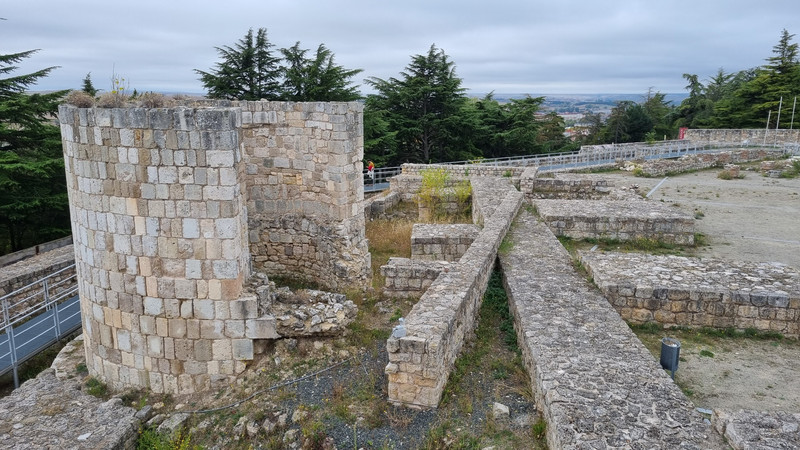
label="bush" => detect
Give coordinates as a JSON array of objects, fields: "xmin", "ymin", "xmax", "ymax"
[
  {"xmin": 96, "ymin": 91, "xmax": 128, "ymax": 108},
  {"xmin": 64, "ymin": 90, "xmax": 95, "ymax": 107},
  {"xmin": 138, "ymin": 92, "xmax": 168, "ymax": 108}
]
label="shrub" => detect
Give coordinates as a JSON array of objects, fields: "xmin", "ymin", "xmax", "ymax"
[
  {"xmin": 96, "ymin": 91, "xmax": 128, "ymax": 108},
  {"xmin": 138, "ymin": 92, "xmax": 167, "ymax": 108},
  {"xmin": 64, "ymin": 90, "xmax": 95, "ymax": 107}
]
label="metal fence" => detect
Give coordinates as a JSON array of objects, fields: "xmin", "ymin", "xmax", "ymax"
[
  {"xmin": 1, "ymin": 264, "xmax": 81, "ymax": 388},
  {"xmin": 361, "ymin": 140, "xmax": 798, "ymax": 190}
]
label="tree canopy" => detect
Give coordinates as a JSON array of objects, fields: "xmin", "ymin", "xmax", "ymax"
[
  {"xmin": 0, "ymin": 49, "xmax": 70, "ymax": 254},
  {"xmin": 196, "ymin": 28, "xmax": 362, "ymax": 102},
  {"xmin": 364, "ymin": 45, "xmax": 575, "ymax": 165}
]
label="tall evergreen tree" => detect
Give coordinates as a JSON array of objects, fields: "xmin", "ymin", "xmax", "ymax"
[
  {"xmin": 195, "ymin": 28, "xmax": 282, "ymax": 100},
  {"xmin": 81, "ymin": 72, "xmax": 98, "ymax": 96},
  {"xmin": 0, "ymin": 49, "xmax": 70, "ymax": 253},
  {"xmin": 279, "ymin": 42, "xmax": 362, "ymax": 101},
  {"xmin": 365, "ymin": 44, "xmax": 478, "ymax": 163}
]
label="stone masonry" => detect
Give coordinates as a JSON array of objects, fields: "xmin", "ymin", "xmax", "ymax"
[
  {"xmin": 684, "ymin": 128, "xmax": 800, "ymax": 147},
  {"xmin": 385, "ymin": 178, "xmax": 522, "ymax": 408},
  {"xmin": 534, "ymin": 199, "xmax": 696, "ymax": 245},
  {"xmin": 410, "ymin": 223, "xmax": 480, "ymax": 262},
  {"xmin": 500, "ymin": 210, "xmax": 719, "ymax": 448},
  {"xmin": 58, "ymin": 101, "xmax": 368, "ymax": 394},
  {"xmin": 581, "ymin": 252, "xmax": 800, "ymax": 336}
]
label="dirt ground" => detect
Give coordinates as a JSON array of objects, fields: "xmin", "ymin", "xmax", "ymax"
[
  {"xmin": 602, "ymin": 166, "xmax": 800, "ymax": 413},
  {"xmin": 602, "ymin": 166, "xmax": 800, "ymax": 269}
]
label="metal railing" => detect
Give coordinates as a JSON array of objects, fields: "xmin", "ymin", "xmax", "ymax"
[
  {"xmin": 361, "ymin": 140, "xmax": 797, "ymax": 190},
  {"xmin": 1, "ymin": 264, "xmax": 80, "ymax": 388}
]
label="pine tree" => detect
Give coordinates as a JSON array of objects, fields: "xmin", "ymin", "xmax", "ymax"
[
  {"xmin": 279, "ymin": 42, "xmax": 362, "ymax": 102},
  {"xmin": 81, "ymin": 72, "xmax": 98, "ymax": 96},
  {"xmin": 365, "ymin": 45, "xmax": 478, "ymax": 163},
  {"xmin": 0, "ymin": 49, "xmax": 70, "ymax": 253},
  {"xmin": 195, "ymin": 28, "xmax": 282, "ymax": 100}
]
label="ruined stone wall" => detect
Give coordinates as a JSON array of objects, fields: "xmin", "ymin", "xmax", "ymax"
[
  {"xmin": 534, "ymin": 199, "xmax": 695, "ymax": 245},
  {"xmin": 58, "ymin": 101, "xmax": 367, "ymax": 394},
  {"xmin": 684, "ymin": 129, "xmax": 800, "ymax": 146},
  {"xmin": 521, "ymin": 172, "xmax": 614, "ymax": 200},
  {"xmin": 500, "ymin": 211, "xmax": 715, "ymax": 448},
  {"xmin": 637, "ymin": 148, "xmax": 786, "ymax": 176},
  {"xmin": 380, "ymin": 258, "xmax": 453, "ymax": 298},
  {"xmin": 363, "ymin": 190, "xmax": 400, "ymax": 220},
  {"xmin": 581, "ymin": 252, "xmax": 800, "ymax": 336},
  {"xmin": 239, "ymin": 102, "xmax": 369, "ymax": 289},
  {"xmin": 385, "ymin": 179, "xmax": 522, "ymax": 408},
  {"xmin": 400, "ymin": 163, "xmax": 524, "ymax": 178},
  {"xmin": 410, "ymin": 224, "xmax": 479, "ymax": 262},
  {"xmin": 60, "ymin": 104, "xmax": 258, "ymax": 393}
]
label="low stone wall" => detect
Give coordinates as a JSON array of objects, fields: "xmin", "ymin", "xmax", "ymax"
[
  {"xmin": 401, "ymin": 163, "xmax": 524, "ymax": 179},
  {"xmin": 0, "ymin": 245, "xmax": 76, "ymax": 327},
  {"xmin": 0, "ymin": 236, "xmax": 73, "ymax": 268},
  {"xmin": 534, "ymin": 199, "xmax": 695, "ymax": 245},
  {"xmin": 499, "ymin": 210, "xmax": 716, "ymax": 448},
  {"xmin": 410, "ymin": 224, "xmax": 480, "ymax": 262},
  {"xmin": 714, "ymin": 409, "xmax": 800, "ymax": 449},
  {"xmin": 581, "ymin": 252, "xmax": 800, "ymax": 336},
  {"xmin": 684, "ymin": 129, "xmax": 800, "ymax": 147},
  {"xmin": 636, "ymin": 149, "xmax": 786, "ymax": 176},
  {"xmin": 471, "ymin": 177, "xmax": 520, "ymax": 227},
  {"xmin": 363, "ymin": 190, "xmax": 400, "ymax": 220},
  {"xmin": 380, "ymin": 258, "xmax": 454, "ymax": 298},
  {"xmin": 385, "ymin": 179, "xmax": 522, "ymax": 408},
  {"xmin": 521, "ymin": 172, "xmax": 614, "ymax": 200}
]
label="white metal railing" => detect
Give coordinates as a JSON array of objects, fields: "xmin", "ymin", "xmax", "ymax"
[
  {"xmin": 362, "ymin": 140, "xmax": 794, "ymax": 189},
  {"xmin": 1, "ymin": 263, "xmax": 80, "ymax": 388}
]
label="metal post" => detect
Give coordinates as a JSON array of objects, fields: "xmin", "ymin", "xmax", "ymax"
[
  {"xmin": 3, "ymin": 299, "xmax": 19, "ymax": 388},
  {"xmin": 791, "ymin": 96, "xmax": 797, "ymax": 130},
  {"xmin": 776, "ymin": 97, "xmax": 783, "ymax": 146},
  {"xmin": 764, "ymin": 111, "xmax": 771, "ymax": 145}
]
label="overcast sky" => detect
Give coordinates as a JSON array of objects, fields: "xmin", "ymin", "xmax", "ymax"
[{"xmin": 4, "ymin": 1, "xmax": 800, "ymax": 96}]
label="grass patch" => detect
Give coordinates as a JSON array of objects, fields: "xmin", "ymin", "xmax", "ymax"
[
  {"xmin": 85, "ymin": 377, "xmax": 109, "ymax": 398},
  {"xmin": 366, "ymin": 215, "xmax": 414, "ymax": 287},
  {"xmin": 137, "ymin": 426, "xmax": 198, "ymax": 450},
  {"xmin": 699, "ymin": 349, "xmax": 715, "ymax": 358}
]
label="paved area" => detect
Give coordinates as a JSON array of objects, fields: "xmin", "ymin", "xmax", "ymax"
[{"xmin": 499, "ymin": 209, "xmax": 722, "ymax": 448}]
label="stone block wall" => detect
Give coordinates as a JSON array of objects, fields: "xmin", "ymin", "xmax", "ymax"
[
  {"xmin": 638, "ymin": 149, "xmax": 786, "ymax": 176},
  {"xmin": 239, "ymin": 102, "xmax": 369, "ymax": 289},
  {"xmin": 400, "ymin": 163, "xmax": 524, "ymax": 178},
  {"xmin": 410, "ymin": 224, "xmax": 480, "ymax": 262},
  {"xmin": 581, "ymin": 252, "xmax": 800, "ymax": 336},
  {"xmin": 534, "ymin": 199, "xmax": 695, "ymax": 245},
  {"xmin": 58, "ymin": 101, "xmax": 368, "ymax": 394},
  {"xmin": 60, "ymin": 104, "xmax": 257, "ymax": 393},
  {"xmin": 363, "ymin": 190, "xmax": 400, "ymax": 220},
  {"xmin": 380, "ymin": 258, "xmax": 453, "ymax": 298},
  {"xmin": 684, "ymin": 129, "xmax": 800, "ymax": 146},
  {"xmin": 0, "ymin": 236, "xmax": 73, "ymax": 268},
  {"xmin": 385, "ymin": 179, "xmax": 522, "ymax": 408},
  {"xmin": 521, "ymin": 172, "xmax": 614, "ymax": 200}
]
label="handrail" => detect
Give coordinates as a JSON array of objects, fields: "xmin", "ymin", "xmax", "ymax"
[
  {"xmin": 361, "ymin": 140, "xmax": 794, "ymax": 189},
  {"xmin": 1, "ymin": 263, "xmax": 79, "ymax": 388}
]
